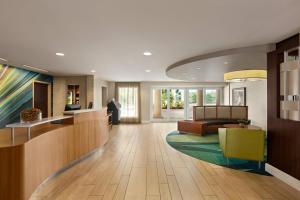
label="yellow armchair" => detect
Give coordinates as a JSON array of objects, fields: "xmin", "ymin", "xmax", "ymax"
[{"xmin": 218, "ymin": 128, "xmax": 265, "ymax": 168}]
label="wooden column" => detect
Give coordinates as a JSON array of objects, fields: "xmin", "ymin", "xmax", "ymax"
[
  {"xmin": 153, "ymin": 89, "xmax": 162, "ymax": 118},
  {"xmin": 197, "ymin": 89, "xmax": 203, "ymax": 106}
]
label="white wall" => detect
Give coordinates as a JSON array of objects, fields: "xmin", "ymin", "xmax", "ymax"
[
  {"xmin": 94, "ymin": 78, "xmax": 108, "ymax": 109},
  {"xmin": 223, "ymin": 80, "xmax": 267, "ymax": 130}
]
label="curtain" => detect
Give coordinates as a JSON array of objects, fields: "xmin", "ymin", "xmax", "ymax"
[{"xmin": 115, "ymin": 82, "xmax": 141, "ymax": 123}]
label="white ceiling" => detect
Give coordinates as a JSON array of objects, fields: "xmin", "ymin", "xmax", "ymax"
[{"xmin": 0, "ymin": 0, "xmax": 300, "ymax": 81}]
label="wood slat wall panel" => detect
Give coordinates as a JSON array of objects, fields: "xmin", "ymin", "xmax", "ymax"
[{"xmin": 267, "ymin": 33, "xmax": 300, "ymax": 180}]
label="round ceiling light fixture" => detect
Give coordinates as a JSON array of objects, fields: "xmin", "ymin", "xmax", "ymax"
[
  {"xmin": 145, "ymin": 69, "xmax": 151, "ymax": 73},
  {"xmin": 56, "ymin": 52, "xmax": 65, "ymax": 56},
  {"xmin": 224, "ymin": 69, "xmax": 267, "ymax": 82},
  {"xmin": 143, "ymin": 51, "xmax": 152, "ymax": 56},
  {"xmin": 91, "ymin": 70, "xmax": 96, "ymax": 73}
]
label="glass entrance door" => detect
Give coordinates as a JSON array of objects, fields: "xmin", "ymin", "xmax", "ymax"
[
  {"xmin": 152, "ymin": 88, "xmax": 185, "ymax": 121},
  {"xmin": 151, "ymin": 87, "xmax": 220, "ymax": 121},
  {"xmin": 160, "ymin": 89, "xmax": 169, "ymax": 120},
  {"xmin": 169, "ymin": 89, "xmax": 185, "ymax": 120}
]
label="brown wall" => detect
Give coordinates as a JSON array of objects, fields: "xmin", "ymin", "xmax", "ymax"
[
  {"xmin": 53, "ymin": 76, "xmax": 94, "ymax": 116},
  {"xmin": 53, "ymin": 77, "xmax": 67, "ymax": 116},
  {"xmin": 267, "ymin": 33, "xmax": 300, "ymax": 180},
  {"xmin": 86, "ymin": 75, "xmax": 95, "ymax": 107}
]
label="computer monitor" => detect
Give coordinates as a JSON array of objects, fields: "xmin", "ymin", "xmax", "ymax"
[{"xmin": 64, "ymin": 104, "xmax": 81, "ymax": 111}]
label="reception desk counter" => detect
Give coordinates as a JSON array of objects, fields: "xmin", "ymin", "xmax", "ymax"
[{"xmin": 0, "ymin": 108, "xmax": 109, "ymax": 200}]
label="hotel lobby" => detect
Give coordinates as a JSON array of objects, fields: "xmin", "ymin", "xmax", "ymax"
[{"xmin": 1, "ymin": 1, "xmax": 300, "ymax": 199}]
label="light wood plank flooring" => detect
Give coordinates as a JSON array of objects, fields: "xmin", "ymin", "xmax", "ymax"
[{"xmin": 30, "ymin": 123, "xmax": 300, "ymax": 200}]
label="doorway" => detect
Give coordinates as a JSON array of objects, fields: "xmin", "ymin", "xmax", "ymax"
[
  {"xmin": 151, "ymin": 88, "xmax": 186, "ymax": 121},
  {"xmin": 33, "ymin": 82, "xmax": 51, "ymax": 118},
  {"xmin": 151, "ymin": 87, "xmax": 221, "ymax": 121}
]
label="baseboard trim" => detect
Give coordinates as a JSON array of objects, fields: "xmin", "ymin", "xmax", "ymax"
[{"xmin": 265, "ymin": 163, "xmax": 300, "ymax": 191}]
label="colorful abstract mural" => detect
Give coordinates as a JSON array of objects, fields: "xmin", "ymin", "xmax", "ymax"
[{"xmin": 0, "ymin": 64, "xmax": 53, "ymax": 128}]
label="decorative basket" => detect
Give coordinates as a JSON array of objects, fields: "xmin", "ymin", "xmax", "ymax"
[
  {"xmin": 237, "ymin": 119, "xmax": 251, "ymax": 127},
  {"xmin": 20, "ymin": 108, "xmax": 42, "ymax": 122}
]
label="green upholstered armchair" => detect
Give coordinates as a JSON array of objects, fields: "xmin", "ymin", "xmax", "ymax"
[{"xmin": 218, "ymin": 128, "xmax": 265, "ymax": 168}]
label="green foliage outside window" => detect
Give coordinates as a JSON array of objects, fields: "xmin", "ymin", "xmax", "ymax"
[
  {"xmin": 161, "ymin": 89, "xmax": 184, "ymax": 109},
  {"xmin": 161, "ymin": 89, "xmax": 168, "ymax": 109},
  {"xmin": 204, "ymin": 90, "xmax": 216, "ymax": 105},
  {"xmin": 189, "ymin": 92, "xmax": 197, "ymax": 104}
]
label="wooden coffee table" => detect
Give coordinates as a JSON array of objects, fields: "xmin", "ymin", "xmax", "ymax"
[
  {"xmin": 177, "ymin": 120, "xmax": 205, "ymax": 135},
  {"xmin": 222, "ymin": 124, "xmax": 261, "ymax": 130}
]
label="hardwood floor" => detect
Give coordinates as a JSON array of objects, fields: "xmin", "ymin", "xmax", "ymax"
[{"xmin": 30, "ymin": 123, "xmax": 300, "ymax": 200}]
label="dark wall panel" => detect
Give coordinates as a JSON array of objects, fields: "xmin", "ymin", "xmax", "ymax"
[{"xmin": 267, "ymin": 33, "xmax": 300, "ymax": 180}]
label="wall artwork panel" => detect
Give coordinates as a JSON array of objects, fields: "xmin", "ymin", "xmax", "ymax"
[
  {"xmin": 0, "ymin": 64, "xmax": 53, "ymax": 128},
  {"xmin": 232, "ymin": 87, "xmax": 246, "ymax": 106}
]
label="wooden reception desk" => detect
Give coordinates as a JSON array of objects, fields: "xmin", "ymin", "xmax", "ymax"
[{"xmin": 0, "ymin": 109, "xmax": 109, "ymax": 200}]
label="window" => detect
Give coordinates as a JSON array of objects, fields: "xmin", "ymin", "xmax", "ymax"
[
  {"xmin": 116, "ymin": 83, "xmax": 140, "ymax": 123},
  {"xmin": 188, "ymin": 89, "xmax": 198, "ymax": 119},
  {"xmin": 161, "ymin": 89, "xmax": 168, "ymax": 109},
  {"xmin": 151, "ymin": 87, "xmax": 222, "ymax": 121},
  {"xmin": 204, "ymin": 89, "xmax": 217, "ymax": 105},
  {"xmin": 189, "ymin": 89, "xmax": 197, "ymax": 104}
]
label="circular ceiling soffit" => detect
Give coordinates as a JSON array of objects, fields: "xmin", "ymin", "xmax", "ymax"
[{"xmin": 166, "ymin": 44, "xmax": 275, "ymax": 82}]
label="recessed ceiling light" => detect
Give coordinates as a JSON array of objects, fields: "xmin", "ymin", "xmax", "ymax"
[
  {"xmin": 23, "ymin": 65, "xmax": 49, "ymax": 73},
  {"xmin": 0, "ymin": 57, "xmax": 8, "ymax": 62},
  {"xmin": 196, "ymin": 67, "xmax": 201, "ymax": 70},
  {"xmin": 224, "ymin": 61, "xmax": 228, "ymax": 65},
  {"xmin": 56, "ymin": 52, "xmax": 65, "ymax": 56},
  {"xmin": 91, "ymin": 70, "xmax": 96, "ymax": 73},
  {"xmin": 143, "ymin": 51, "xmax": 152, "ymax": 56},
  {"xmin": 145, "ymin": 69, "xmax": 151, "ymax": 73}
]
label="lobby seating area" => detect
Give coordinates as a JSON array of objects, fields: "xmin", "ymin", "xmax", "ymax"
[
  {"xmin": 0, "ymin": 1, "xmax": 300, "ymax": 199},
  {"xmin": 174, "ymin": 105, "xmax": 266, "ymax": 173},
  {"xmin": 178, "ymin": 106, "xmax": 248, "ymax": 135}
]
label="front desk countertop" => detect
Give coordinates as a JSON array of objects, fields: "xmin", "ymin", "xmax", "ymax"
[
  {"xmin": 1, "ymin": 116, "xmax": 74, "ymax": 147},
  {"xmin": 6, "ymin": 116, "xmax": 73, "ymax": 128},
  {"xmin": 63, "ymin": 109, "xmax": 100, "ymax": 115}
]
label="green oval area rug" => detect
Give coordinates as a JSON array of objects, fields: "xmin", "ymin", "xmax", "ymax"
[{"xmin": 166, "ymin": 131, "xmax": 270, "ymax": 176}]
